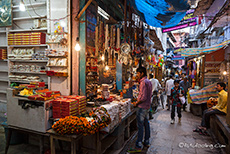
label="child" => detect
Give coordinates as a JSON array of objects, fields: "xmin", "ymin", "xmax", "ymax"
[{"xmin": 170, "ymin": 80, "xmax": 184, "ymax": 124}]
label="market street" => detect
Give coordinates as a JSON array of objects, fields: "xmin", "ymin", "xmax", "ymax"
[
  {"xmin": 0, "ymin": 104, "xmax": 223, "ymax": 154},
  {"xmin": 123, "ymin": 105, "xmax": 223, "ymax": 154}
]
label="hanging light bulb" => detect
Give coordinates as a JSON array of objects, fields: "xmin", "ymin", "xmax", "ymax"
[
  {"xmin": 60, "ymin": 21, "xmax": 66, "ymax": 27},
  {"xmin": 105, "ymin": 65, "xmax": 109, "ymax": 71},
  {"xmin": 0, "ymin": 8, "xmax": 5, "ymax": 13},
  {"xmin": 101, "ymin": 55, "xmax": 105, "ymax": 61},
  {"xmin": 223, "ymin": 71, "xmax": 227, "ymax": 76},
  {"xmin": 75, "ymin": 37, "xmax": 80, "ymax": 51},
  {"xmin": 19, "ymin": 0, "xmax": 26, "ymax": 12}
]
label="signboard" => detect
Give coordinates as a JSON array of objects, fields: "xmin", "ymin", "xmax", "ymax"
[
  {"xmin": 0, "ymin": 0, "xmax": 12, "ymax": 27},
  {"xmin": 204, "ymin": 62, "xmax": 221, "ymax": 86},
  {"xmin": 162, "ymin": 9, "xmax": 197, "ymax": 33}
]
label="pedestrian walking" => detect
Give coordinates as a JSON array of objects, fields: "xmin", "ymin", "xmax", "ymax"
[
  {"xmin": 165, "ymin": 75, "xmax": 174, "ymax": 110},
  {"xmin": 179, "ymin": 76, "xmax": 190, "ymax": 111},
  {"xmin": 170, "ymin": 80, "xmax": 184, "ymax": 124},
  {"xmin": 128, "ymin": 67, "xmax": 152, "ymax": 152}
]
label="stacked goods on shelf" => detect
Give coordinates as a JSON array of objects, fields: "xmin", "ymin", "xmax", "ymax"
[
  {"xmin": 8, "ymin": 48, "xmax": 34, "ymax": 60},
  {"xmin": 9, "ymin": 75, "xmax": 40, "ymax": 82},
  {"xmin": 52, "ymin": 98, "xmax": 78, "ymax": 118},
  {"xmin": 52, "ymin": 95, "xmax": 86, "ymax": 118},
  {"xmin": 28, "ymin": 90, "xmax": 60, "ymax": 101},
  {"xmin": 7, "ymin": 32, "xmax": 46, "ymax": 45},
  {"xmin": 112, "ymin": 98, "xmax": 132, "ymax": 119},
  {"xmin": 62, "ymin": 95, "xmax": 87, "ymax": 115},
  {"xmin": 102, "ymin": 84, "xmax": 110, "ymax": 99},
  {"xmin": 0, "ymin": 49, "xmax": 7, "ymax": 59},
  {"xmin": 101, "ymin": 103, "xmax": 119, "ymax": 132},
  {"xmin": 8, "ymin": 33, "xmax": 14, "ymax": 45}
]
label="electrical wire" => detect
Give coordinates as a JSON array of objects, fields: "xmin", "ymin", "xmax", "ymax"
[{"xmin": 29, "ymin": 0, "xmax": 42, "ymax": 17}]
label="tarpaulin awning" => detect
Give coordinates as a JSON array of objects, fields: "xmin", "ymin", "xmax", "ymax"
[
  {"xmin": 129, "ymin": 0, "xmax": 190, "ymax": 28},
  {"xmin": 174, "ymin": 39, "xmax": 230, "ymax": 57},
  {"xmin": 188, "ymin": 83, "xmax": 218, "ymax": 104}
]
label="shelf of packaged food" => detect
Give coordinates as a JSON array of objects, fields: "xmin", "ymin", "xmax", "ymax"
[
  {"xmin": 0, "ymin": 78, "xmax": 9, "ymax": 82},
  {"xmin": 9, "ymin": 59, "xmax": 48, "ymax": 63},
  {"xmin": 12, "ymin": 2, "xmax": 46, "ymax": 8},
  {"xmin": 10, "ymin": 71, "xmax": 46, "ymax": 75},
  {"xmin": 0, "ymin": 90, "xmax": 7, "ymax": 94},
  {"xmin": 9, "ymin": 44, "xmax": 48, "ymax": 47},
  {"xmin": 9, "ymin": 28, "xmax": 47, "ymax": 32},
  {"xmin": 0, "ymin": 99, "xmax": 7, "ymax": 103},
  {"xmin": 13, "ymin": 15, "xmax": 47, "ymax": 21},
  {"xmin": 10, "ymin": 80, "xmax": 48, "ymax": 84}
]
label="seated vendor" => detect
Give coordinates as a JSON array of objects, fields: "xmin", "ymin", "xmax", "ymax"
[
  {"xmin": 99, "ymin": 70, "xmax": 116, "ymax": 91},
  {"xmin": 194, "ymin": 82, "xmax": 228, "ymax": 135}
]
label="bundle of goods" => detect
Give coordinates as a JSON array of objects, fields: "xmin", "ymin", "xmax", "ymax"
[
  {"xmin": 46, "ymin": 70, "xmax": 68, "ymax": 77},
  {"xmin": 61, "ymin": 95, "xmax": 87, "ymax": 115},
  {"xmin": 112, "ymin": 99, "xmax": 132, "ymax": 119},
  {"xmin": 28, "ymin": 90, "xmax": 60, "ymax": 101},
  {"xmin": 102, "ymin": 84, "xmax": 110, "ymax": 99},
  {"xmin": 19, "ymin": 88, "xmax": 34, "ymax": 96},
  {"xmin": 55, "ymin": 95, "xmax": 87, "ymax": 115},
  {"xmin": 0, "ymin": 49, "xmax": 7, "ymax": 59},
  {"xmin": 51, "ymin": 98, "xmax": 78, "ymax": 118},
  {"xmin": 8, "ymin": 32, "xmax": 46, "ymax": 46},
  {"xmin": 101, "ymin": 103, "xmax": 119, "ymax": 132},
  {"xmin": 52, "ymin": 107, "xmax": 111, "ymax": 135}
]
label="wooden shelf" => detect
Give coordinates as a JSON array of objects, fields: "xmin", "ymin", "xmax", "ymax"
[
  {"xmin": 13, "ymin": 15, "xmax": 47, "ymax": 21},
  {"xmin": 46, "ymin": 42, "xmax": 60, "ymax": 44},
  {"xmin": 10, "ymin": 80, "xmax": 47, "ymax": 84},
  {"xmin": 10, "ymin": 71, "xmax": 46, "ymax": 75},
  {"xmin": 9, "ymin": 44, "xmax": 47, "ymax": 47},
  {"xmin": 0, "ymin": 78, "xmax": 9, "ymax": 82},
  {"xmin": 0, "ymin": 99, "xmax": 7, "ymax": 103},
  {"xmin": 101, "ymin": 136, "xmax": 117, "ymax": 154},
  {"xmin": 0, "ymin": 70, "xmax": 8, "ymax": 73},
  {"xmin": 47, "ymin": 65, "xmax": 68, "ymax": 67},
  {"xmin": 10, "ymin": 60, "xmax": 48, "ymax": 63},
  {"xmin": 47, "ymin": 56, "xmax": 67, "ymax": 58},
  {"xmin": 12, "ymin": 2, "xmax": 46, "ymax": 8},
  {"xmin": 0, "ymin": 90, "xmax": 7, "ymax": 94},
  {"xmin": 9, "ymin": 28, "xmax": 47, "ymax": 32}
]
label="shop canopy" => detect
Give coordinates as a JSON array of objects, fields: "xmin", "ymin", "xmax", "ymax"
[
  {"xmin": 129, "ymin": 0, "xmax": 190, "ymax": 28},
  {"xmin": 174, "ymin": 39, "xmax": 230, "ymax": 57}
]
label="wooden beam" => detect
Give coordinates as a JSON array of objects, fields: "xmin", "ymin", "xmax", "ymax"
[{"xmin": 75, "ymin": 0, "xmax": 93, "ymax": 21}]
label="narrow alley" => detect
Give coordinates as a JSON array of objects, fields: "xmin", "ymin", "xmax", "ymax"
[{"xmin": 124, "ymin": 105, "xmax": 223, "ymax": 154}]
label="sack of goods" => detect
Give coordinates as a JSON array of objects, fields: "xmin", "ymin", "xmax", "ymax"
[
  {"xmin": 112, "ymin": 98, "xmax": 131, "ymax": 120},
  {"xmin": 101, "ymin": 103, "xmax": 120, "ymax": 132}
]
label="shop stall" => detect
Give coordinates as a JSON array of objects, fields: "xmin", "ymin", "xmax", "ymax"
[{"xmin": 2, "ymin": 0, "xmax": 164, "ymax": 154}]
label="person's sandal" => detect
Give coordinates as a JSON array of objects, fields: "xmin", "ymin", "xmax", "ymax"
[
  {"xmin": 193, "ymin": 127, "xmax": 201, "ymax": 132},
  {"xmin": 127, "ymin": 148, "xmax": 142, "ymax": 153}
]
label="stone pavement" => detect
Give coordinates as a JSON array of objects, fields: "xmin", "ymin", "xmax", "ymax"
[
  {"xmin": 124, "ymin": 105, "xmax": 223, "ymax": 154},
  {"xmin": 0, "ymin": 105, "xmax": 224, "ymax": 154}
]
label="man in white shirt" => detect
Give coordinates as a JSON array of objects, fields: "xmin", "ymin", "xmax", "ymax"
[
  {"xmin": 149, "ymin": 74, "xmax": 161, "ymax": 93},
  {"xmin": 165, "ymin": 75, "xmax": 174, "ymax": 110}
]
